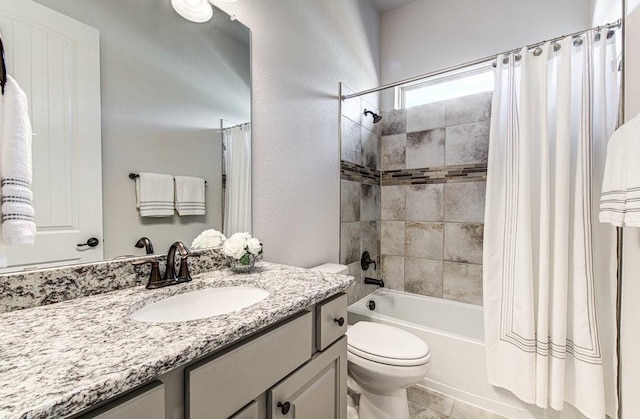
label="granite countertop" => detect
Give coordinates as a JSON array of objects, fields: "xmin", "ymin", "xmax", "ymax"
[{"xmin": 0, "ymin": 262, "xmax": 354, "ymax": 419}]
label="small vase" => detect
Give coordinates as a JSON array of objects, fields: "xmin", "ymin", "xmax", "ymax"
[{"xmin": 228, "ymin": 254, "xmax": 256, "ymax": 273}]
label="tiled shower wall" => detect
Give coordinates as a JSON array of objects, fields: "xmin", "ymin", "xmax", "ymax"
[
  {"xmin": 340, "ymin": 86, "xmax": 382, "ymax": 304},
  {"xmin": 379, "ymin": 92, "xmax": 491, "ymax": 306}
]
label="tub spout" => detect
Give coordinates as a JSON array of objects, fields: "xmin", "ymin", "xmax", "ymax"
[{"xmin": 364, "ymin": 277, "xmax": 384, "ymax": 287}]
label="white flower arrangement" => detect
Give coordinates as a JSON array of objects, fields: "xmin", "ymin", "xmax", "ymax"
[
  {"xmin": 222, "ymin": 232, "xmax": 263, "ymax": 266},
  {"xmin": 191, "ymin": 229, "xmax": 227, "ymax": 249}
]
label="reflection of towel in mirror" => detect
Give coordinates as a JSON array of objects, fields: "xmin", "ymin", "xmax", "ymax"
[
  {"xmin": 174, "ymin": 176, "xmax": 205, "ymax": 216},
  {"xmin": 136, "ymin": 173, "xmax": 175, "ymax": 217},
  {"xmin": 0, "ymin": 75, "xmax": 36, "ymax": 266}
]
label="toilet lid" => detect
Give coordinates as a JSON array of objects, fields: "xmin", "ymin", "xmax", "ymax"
[{"xmin": 346, "ymin": 322, "xmax": 430, "ymax": 366}]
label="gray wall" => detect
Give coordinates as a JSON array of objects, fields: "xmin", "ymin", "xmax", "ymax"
[
  {"xmin": 381, "ymin": 0, "xmax": 592, "ymax": 83},
  {"xmin": 379, "ymin": 0, "xmax": 592, "ymax": 110},
  {"xmin": 35, "ymin": 0, "xmax": 251, "ymax": 257},
  {"xmin": 212, "ymin": 0, "xmax": 381, "ymax": 267}
]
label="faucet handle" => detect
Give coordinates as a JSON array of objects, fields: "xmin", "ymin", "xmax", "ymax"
[
  {"xmin": 177, "ymin": 253, "xmax": 192, "ymax": 281},
  {"xmin": 132, "ymin": 259, "xmax": 163, "ymax": 289},
  {"xmin": 361, "ymin": 251, "xmax": 377, "ymax": 271}
]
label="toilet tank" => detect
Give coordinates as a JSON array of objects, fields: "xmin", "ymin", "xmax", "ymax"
[{"xmin": 310, "ymin": 263, "xmax": 349, "ymax": 275}]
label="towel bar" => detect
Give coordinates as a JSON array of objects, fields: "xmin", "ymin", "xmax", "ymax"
[{"xmin": 129, "ymin": 173, "xmax": 207, "ymax": 185}]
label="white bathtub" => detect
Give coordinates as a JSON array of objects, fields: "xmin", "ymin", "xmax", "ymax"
[{"xmin": 348, "ymin": 289, "xmax": 586, "ymax": 419}]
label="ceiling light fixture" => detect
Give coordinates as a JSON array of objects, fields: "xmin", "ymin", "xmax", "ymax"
[{"xmin": 171, "ymin": 0, "xmax": 213, "ymax": 23}]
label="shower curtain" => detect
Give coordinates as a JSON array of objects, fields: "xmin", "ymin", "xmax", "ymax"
[
  {"xmin": 223, "ymin": 124, "xmax": 252, "ymax": 236},
  {"xmin": 483, "ymin": 30, "xmax": 620, "ymax": 418}
]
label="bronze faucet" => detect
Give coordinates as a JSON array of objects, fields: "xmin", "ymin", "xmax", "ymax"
[{"xmin": 163, "ymin": 241, "xmax": 191, "ymax": 282}]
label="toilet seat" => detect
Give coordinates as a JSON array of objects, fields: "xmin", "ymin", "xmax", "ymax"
[
  {"xmin": 346, "ymin": 321, "xmax": 431, "ymax": 367},
  {"xmin": 348, "ymin": 345, "xmax": 431, "ymax": 366}
]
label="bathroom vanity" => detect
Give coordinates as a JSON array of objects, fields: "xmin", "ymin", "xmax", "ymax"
[{"xmin": 0, "ymin": 263, "xmax": 353, "ymax": 419}]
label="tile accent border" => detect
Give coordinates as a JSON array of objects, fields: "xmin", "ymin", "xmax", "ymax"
[
  {"xmin": 0, "ymin": 248, "xmax": 226, "ymax": 313},
  {"xmin": 382, "ymin": 164, "xmax": 487, "ymax": 186},
  {"xmin": 341, "ymin": 160, "xmax": 381, "ymax": 185},
  {"xmin": 342, "ymin": 160, "xmax": 486, "ymax": 187}
]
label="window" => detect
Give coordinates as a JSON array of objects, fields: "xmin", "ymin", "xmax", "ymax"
[{"xmin": 397, "ymin": 63, "xmax": 494, "ymax": 109}]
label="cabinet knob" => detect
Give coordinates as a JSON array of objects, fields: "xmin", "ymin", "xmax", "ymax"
[
  {"xmin": 277, "ymin": 401, "xmax": 291, "ymax": 414},
  {"xmin": 334, "ymin": 317, "xmax": 345, "ymax": 327}
]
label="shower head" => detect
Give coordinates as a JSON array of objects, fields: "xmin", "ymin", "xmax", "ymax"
[{"xmin": 364, "ymin": 109, "xmax": 382, "ymax": 124}]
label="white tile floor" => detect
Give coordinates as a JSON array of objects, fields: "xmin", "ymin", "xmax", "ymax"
[{"xmin": 407, "ymin": 385, "xmax": 508, "ymax": 419}]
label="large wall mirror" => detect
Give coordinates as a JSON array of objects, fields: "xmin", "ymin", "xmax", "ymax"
[{"xmin": 0, "ymin": 0, "xmax": 251, "ymax": 272}]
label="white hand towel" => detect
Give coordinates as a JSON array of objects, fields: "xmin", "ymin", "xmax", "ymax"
[
  {"xmin": 174, "ymin": 176, "xmax": 205, "ymax": 216},
  {"xmin": 624, "ymin": 124, "xmax": 640, "ymax": 227},
  {"xmin": 0, "ymin": 75, "xmax": 36, "ymax": 250},
  {"xmin": 136, "ymin": 172, "xmax": 175, "ymax": 217},
  {"xmin": 600, "ymin": 113, "xmax": 640, "ymax": 227},
  {"xmin": 599, "ymin": 122, "xmax": 628, "ymax": 226}
]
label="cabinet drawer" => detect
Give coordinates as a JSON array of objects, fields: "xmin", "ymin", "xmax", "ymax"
[
  {"xmin": 316, "ymin": 293, "xmax": 347, "ymax": 351},
  {"xmin": 186, "ymin": 311, "xmax": 312, "ymax": 419},
  {"xmin": 80, "ymin": 381, "xmax": 164, "ymax": 419}
]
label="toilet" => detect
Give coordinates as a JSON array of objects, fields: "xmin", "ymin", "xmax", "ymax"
[{"xmin": 310, "ymin": 264, "xmax": 431, "ymax": 419}]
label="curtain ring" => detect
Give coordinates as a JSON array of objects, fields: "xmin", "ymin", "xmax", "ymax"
[
  {"xmin": 607, "ymin": 29, "xmax": 615, "ymax": 39},
  {"xmin": 594, "ymin": 31, "xmax": 601, "ymax": 42},
  {"xmin": 573, "ymin": 37, "xmax": 584, "ymax": 47},
  {"xmin": 503, "ymin": 56, "xmax": 509, "ymax": 65},
  {"xmin": 533, "ymin": 46, "xmax": 543, "ymax": 56},
  {"xmin": 553, "ymin": 43, "xmax": 561, "ymax": 52},
  {"xmin": 514, "ymin": 54, "xmax": 522, "ymax": 62},
  {"xmin": 492, "ymin": 60, "xmax": 497, "ymax": 68}
]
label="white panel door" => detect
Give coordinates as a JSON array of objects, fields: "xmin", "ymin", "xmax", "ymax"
[{"xmin": 0, "ymin": 0, "xmax": 102, "ymax": 271}]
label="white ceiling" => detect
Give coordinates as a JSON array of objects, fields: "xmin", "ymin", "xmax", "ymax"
[{"xmin": 368, "ymin": 0, "xmax": 416, "ymax": 14}]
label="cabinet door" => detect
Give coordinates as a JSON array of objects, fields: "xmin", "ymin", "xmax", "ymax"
[
  {"xmin": 269, "ymin": 336, "xmax": 347, "ymax": 419},
  {"xmin": 230, "ymin": 401, "xmax": 259, "ymax": 419}
]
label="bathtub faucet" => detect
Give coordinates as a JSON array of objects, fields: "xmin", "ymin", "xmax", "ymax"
[{"xmin": 364, "ymin": 277, "xmax": 384, "ymax": 287}]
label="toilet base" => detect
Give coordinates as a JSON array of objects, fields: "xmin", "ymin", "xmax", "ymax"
[{"xmin": 357, "ymin": 388, "xmax": 410, "ymax": 419}]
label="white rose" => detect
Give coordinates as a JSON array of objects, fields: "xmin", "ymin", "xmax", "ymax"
[
  {"xmin": 247, "ymin": 238, "xmax": 262, "ymax": 255},
  {"xmin": 191, "ymin": 229, "xmax": 226, "ymax": 249},
  {"xmin": 230, "ymin": 232, "xmax": 251, "ymax": 242},
  {"xmin": 223, "ymin": 237, "xmax": 247, "ymax": 259}
]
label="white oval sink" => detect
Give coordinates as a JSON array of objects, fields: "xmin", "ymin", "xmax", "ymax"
[{"xmin": 130, "ymin": 286, "xmax": 270, "ymax": 323}]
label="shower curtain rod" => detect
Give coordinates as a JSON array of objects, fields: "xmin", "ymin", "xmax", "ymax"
[
  {"xmin": 342, "ymin": 19, "xmax": 622, "ymax": 101},
  {"xmin": 220, "ymin": 119, "xmax": 250, "ymax": 130}
]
